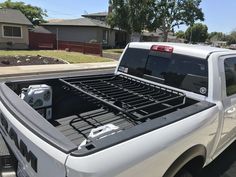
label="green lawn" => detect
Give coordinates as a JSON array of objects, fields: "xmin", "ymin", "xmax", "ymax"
[
  {"xmin": 0, "ymin": 50, "xmax": 113, "ymax": 64},
  {"xmin": 103, "ymin": 49, "xmax": 124, "ymax": 55}
]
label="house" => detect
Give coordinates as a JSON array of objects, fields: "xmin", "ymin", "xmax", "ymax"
[
  {"xmin": 211, "ymin": 41, "xmax": 227, "ymax": 48},
  {"xmin": 42, "ymin": 12, "xmax": 128, "ymax": 48},
  {"xmin": 29, "ymin": 26, "xmax": 56, "ymax": 50},
  {"xmin": 141, "ymin": 29, "xmax": 184, "ymax": 43},
  {"xmin": 229, "ymin": 44, "xmax": 236, "ymax": 50},
  {"xmin": 82, "ymin": 12, "xmax": 108, "ymax": 22},
  {"xmin": 41, "ymin": 10, "xmax": 182, "ymax": 48},
  {"xmin": 0, "ymin": 8, "xmax": 33, "ymax": 49}
]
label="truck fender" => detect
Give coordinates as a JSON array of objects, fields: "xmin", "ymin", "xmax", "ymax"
[{"xmin": 163, "ymin": 145, "xmax": 206, "ymax": 177}]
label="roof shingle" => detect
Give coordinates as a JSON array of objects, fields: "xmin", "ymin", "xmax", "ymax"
[
  {"xmin": 82, "ymin": 12, "xmax": 108, "ymax": 17},
  {"xmin": 42, "ymin": 17, "xmax": 119, "ymax": 30},
  {"xmin": 0, "ymin": 8, "xmax": 32, "ymax": 26}
]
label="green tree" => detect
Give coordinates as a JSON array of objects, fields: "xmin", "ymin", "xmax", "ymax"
[
  {"xmin": 175, "ymin": 30, "xmax": 185, "ymax": 39},
  {"xmin": 227, "ymin": 31, "xmax": 236, "ymax": 45},
  {"xmin": 107, "ymin": 0, "xmax": 156, "ymax": 41},
  {"xmin": 208, "ymin": 32, "xmax": 223, "ymax": 40},
  {"xmin": 207, "ymin": 32, "xmax": 227, "ymax": 43},
  {"xmin": 107, "ymin": 0, "xmax": 130, "ymax": 32},
  {"xmin": 152, "ymin": 0, "xmax": 204, "ymax": 41},
  {"xmin": 0, "ymin": 0, "xmax": 47, "ymax": 25},
  {"xmin": 185, "ymin": 23, "xmax": 208, "ymax": 43},
  {"xmin": 107, "ymin": 0, "xmax": 204, "ymax": 42}
]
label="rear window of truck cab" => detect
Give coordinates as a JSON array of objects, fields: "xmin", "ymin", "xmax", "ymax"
[{"xmin": 118, "ymin": 47, "xmax": 208, "ymax": 96}]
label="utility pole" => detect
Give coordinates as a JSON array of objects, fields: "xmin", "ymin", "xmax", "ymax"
[{"xmin": 56, "ymin": 28, "xmax": 59, "ymax": 50}]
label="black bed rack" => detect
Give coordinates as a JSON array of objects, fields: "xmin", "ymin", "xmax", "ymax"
[{"xmin": 59, "ymin": 74, "xmax": 186, "ymax": 122}]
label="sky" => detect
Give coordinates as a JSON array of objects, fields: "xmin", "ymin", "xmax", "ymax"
[{"xmin": 1, "ymin": 0, "xmax": 236, "ymax": 34}]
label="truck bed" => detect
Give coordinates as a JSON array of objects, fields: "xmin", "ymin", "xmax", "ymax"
[
  {"xmin": 54, "ymin": 109, "xmax": 134, "ymax": 146},
  {"xmin": 59, "ymin": 74, "xmax": 186, "ymax": 121},
  {"xmin": 53, "ymin": 74, "xmax": 188, "ymax": 145},
  {"xmin": 5, "ymin": 74, "xmax": 213, "ymax": 154}
]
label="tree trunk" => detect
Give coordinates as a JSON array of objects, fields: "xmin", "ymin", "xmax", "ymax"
[
  {"xmin": 163, "ymin": 31, "xmax": 168, "ymax": 42},
  {"xmin": 189, "ymin": 26, "xmax": 193, "ymax": 43}
]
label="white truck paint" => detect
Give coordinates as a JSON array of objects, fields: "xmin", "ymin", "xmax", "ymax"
[{"xmin": 0, "ymin": 42, "xmax": 236, "ymax": 177}]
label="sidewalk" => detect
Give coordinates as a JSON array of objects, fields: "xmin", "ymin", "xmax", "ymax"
[{"xmin": 0, "ymin": 61, "xmax": 118, "ymax": 77}]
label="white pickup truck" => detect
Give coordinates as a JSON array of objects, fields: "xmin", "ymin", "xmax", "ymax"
[{"xmin": 0, "ymin": 42, "xmax": 236, "ymax": 177}]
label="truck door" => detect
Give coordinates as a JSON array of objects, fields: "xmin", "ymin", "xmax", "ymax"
[{"xmin": 218, "ymin": 56, "xmax": 236, "ymax": 150}]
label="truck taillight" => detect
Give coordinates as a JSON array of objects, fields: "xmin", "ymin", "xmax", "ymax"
[{"xmin": 151, "ymin": 45, "xmax": 174, "ymax": 53}]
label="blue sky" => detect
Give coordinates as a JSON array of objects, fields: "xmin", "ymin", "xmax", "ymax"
[{"xmin": 1, "ymin": 0, "xmax": 236, "ymax": 34}]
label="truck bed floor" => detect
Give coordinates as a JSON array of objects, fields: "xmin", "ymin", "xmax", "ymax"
[{"xmin": 54, "ymin": 108, "xmax": 134, "ymax": 145}]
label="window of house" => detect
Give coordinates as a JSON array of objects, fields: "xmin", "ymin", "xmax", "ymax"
[
  {"xmin": 3, "ymin": 25, "xmax": 22, "ymax": 38},
  {"xmin": 224, "ymin": 57, "xmax": 236, "ymax": 96}
]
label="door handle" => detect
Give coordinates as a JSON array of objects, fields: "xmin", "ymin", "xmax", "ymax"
[{"xmin": 226, "ymin": 107, "xmax": 236, "ymax": 114}]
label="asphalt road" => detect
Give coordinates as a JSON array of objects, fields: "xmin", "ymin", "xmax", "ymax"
[
  {"xmin": 0, "ymin": 69, "xmax": 235, "ymax": 177},
  {"xmin": 201, "ymin": 141, "xmax": 236, "ymax": 177}
]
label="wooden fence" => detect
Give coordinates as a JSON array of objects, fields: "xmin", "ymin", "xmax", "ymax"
[
  {"xmin": 29, "ymin": 31, "xmax": 56, "ymax": 50},
  {"xmin": 29, "ymin": 32, "xmax": 102, "ymax": 56},
  {"xmin": 58, "ymin": 41, "xmax": 102, "ymax": 56}
]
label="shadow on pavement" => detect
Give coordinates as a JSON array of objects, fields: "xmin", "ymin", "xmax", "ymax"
[{"xmin": 201, "ymin": 141, "xmax": 236, "ymax": 177}]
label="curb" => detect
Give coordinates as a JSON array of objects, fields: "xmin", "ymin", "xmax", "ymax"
[{"xmin": 0, "ymin": 63, "xmax": 117, "ymax": 78}]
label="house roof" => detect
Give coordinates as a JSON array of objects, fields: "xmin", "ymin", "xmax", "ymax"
[
  {"xmin": 0, "ymin": 8, "xmax": 32, "ymax": 26},
  {"xmin": 31, "ymin": 26, "xmax": 52, "ymax": 34},
  {"xmin": 82, "ymin": 12, "xmax": 108, "ymax": 17},
  {"xmin": 42, "ymin": 17, "xmax": 119, "ymax": 30}
]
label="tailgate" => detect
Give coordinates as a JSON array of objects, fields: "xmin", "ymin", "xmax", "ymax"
[{"xmin": 0, "ymin": 83, "xmax": 75, "ymax": 177}]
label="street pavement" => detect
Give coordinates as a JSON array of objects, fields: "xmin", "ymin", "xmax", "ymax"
[{"xmin": 201, "ymin": 141, "xmax": 236, "ymax": 177}]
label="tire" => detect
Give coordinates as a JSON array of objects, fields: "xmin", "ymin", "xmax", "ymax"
[{"xmin": 175, "ymin": 169, "xmax": 193, "ymax": 177}]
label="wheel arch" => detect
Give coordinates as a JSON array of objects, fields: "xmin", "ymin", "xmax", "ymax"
[{"xmin": 163, "ymin": 144, "xmax": 207, "ymax": 177}]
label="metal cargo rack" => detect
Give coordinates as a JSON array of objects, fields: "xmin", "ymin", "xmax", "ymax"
[{"xmin": 59, "ymin": 74, "xmax": 186, "ymax": 122}]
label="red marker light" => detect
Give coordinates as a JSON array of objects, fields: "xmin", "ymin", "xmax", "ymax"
[{"xmin": 151, "ymin": 45, "xmax": 174, "ymax": 53}]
